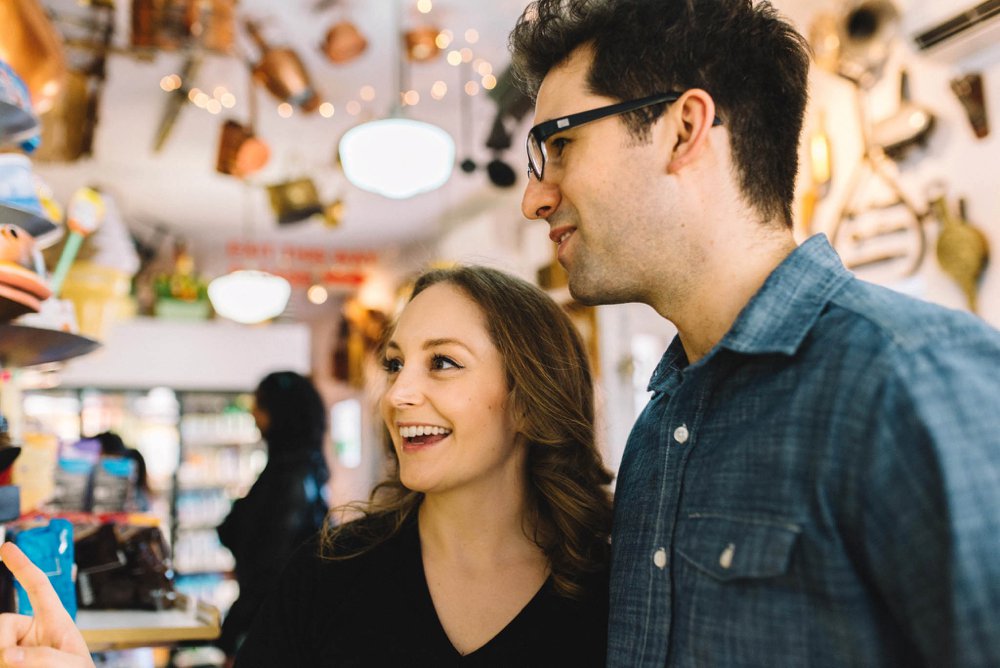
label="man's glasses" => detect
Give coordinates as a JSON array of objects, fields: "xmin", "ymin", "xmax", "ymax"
[{"xmin": 526, "ymin": 92, "xmax": 723, "ymax": 182}]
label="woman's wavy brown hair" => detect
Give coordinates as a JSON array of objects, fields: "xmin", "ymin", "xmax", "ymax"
[{"xmin": 321, "ymin": 265, "xmax": 613, "ymax": 599}]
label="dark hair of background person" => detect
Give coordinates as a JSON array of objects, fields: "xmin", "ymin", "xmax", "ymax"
[
  {"xmin": 322, "ymin": 265, "xmax": 614, "ymax": 599},
  {"xmin": 508, "ymin": 0, "xmax": 811, "ymax": 228},
  {"xmin": 95, "ymin": 430, "xmax": 150, "ymax": 496},
  {"xmin": 255, "ymin": 371, "xmax": 328, "ymax": 452}
]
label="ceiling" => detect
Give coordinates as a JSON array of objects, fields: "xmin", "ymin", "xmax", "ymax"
[
  {"xmin": 31, "ymin": 0, "xmax": 533, "ymax": 253},
  {"xmin": 26, "ymin": 0, "xmax": 948, "ymax": 259}
]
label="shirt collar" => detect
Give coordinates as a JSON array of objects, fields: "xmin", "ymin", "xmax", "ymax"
[
  {"xmin": 647, "ymin": 234, "xmax": 851, "ymax": 393},
  {"xmin": 718, "ymin": 233, "xmax": 851, "ymax": 356}
]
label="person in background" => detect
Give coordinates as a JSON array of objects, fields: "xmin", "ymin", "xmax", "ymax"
[
  {"xmin": 94, "ymin": 431, "xmax": 150, "ymax": 512},
  {"xmin": 510, "ymin": 0, "xmax": 1000, "ymax": 665},
  {"xmin": 235, "ymin": 265, "xmax": 613, "ymax": 666},
  {"xmin": 215, "ymin": 371, "xmax": 331, "ymax": 665}
]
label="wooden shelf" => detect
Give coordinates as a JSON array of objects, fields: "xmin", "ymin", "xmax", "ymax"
[
  {"xmin": 0, "ymin": 324, "xmax": 100, "ymax": 368},
  {"xmin": 77, "ymin": 594, "xmax": 220, "ymax": 651}
]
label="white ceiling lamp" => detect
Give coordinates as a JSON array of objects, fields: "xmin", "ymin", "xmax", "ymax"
[
  {"xmin": 337, "ymin": 1, "xmax": 455, "ymax": 199},
  {"xmin": 208, "ymin": 270, "xmax": 291, "ymax": 324},
  {"xmin": 208, "ymin": 185, "xmax": 291, "ymax": 324}
]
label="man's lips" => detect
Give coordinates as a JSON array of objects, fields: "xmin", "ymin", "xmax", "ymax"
[{"xmin": 549, "ymin": 225, "xmax": 575, "ymax": 245}]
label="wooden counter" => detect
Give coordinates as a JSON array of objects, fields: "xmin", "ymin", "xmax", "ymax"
[{"xmin": 77, "ymin": 595, "xmax": 219, "ymax": 651}]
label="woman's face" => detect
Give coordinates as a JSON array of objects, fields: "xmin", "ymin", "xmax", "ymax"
[{"xmin": 379, "ymin": 283, "xmax": 524, "ymax": 499}]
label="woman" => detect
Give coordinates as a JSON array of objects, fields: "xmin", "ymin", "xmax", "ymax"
[
  {"xmin": 237, "ymin": 266, "xmax": 613, "ymax": 666},
  {"xmin": 0, "ymin": 266, "xmax": 612, "ymax": 667},
  {"xmin": 216, "ymin": 371, "xmax": 331, "ymax": 663}
]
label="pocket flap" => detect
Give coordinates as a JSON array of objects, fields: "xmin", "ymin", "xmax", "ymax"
[{"xmin": 677, "ymin": 514, "xmax": 800, "ymax": 582}]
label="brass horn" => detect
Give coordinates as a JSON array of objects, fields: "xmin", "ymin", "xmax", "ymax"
[{"xmin": 837, "ymin": 0, "xmax": 900, "ymax": 87}]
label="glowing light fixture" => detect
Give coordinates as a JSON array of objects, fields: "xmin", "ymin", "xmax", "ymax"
[
  {"xmin": 339, "ymin": 118, "xmax": 454, "ymax": 199},
  {"xmin": 337, "ymin": 1, "xmax": 454, "ymax": 199},
  {"xmin": 208, "ymin": 270, "xmax": 290, "ymax": 324}
]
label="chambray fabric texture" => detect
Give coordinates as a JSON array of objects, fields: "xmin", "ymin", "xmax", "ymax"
[{"xmin": 607, "ymin": 234, "xmax": 1000, "ymax": 667}]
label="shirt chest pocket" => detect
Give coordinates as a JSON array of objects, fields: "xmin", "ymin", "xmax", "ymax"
[{"xmin": 676, "ymin": 514, "xmax": 800, "ymax": 582}]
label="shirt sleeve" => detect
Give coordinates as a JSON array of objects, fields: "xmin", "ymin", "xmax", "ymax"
[{"xmin": 856, "ymin": 335, "xmax": 1000, "ymax": 666}]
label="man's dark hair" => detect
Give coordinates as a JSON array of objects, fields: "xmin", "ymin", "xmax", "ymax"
[{"xmin": 509, "ymin": 0, "xmax": 810, "ymax": 227}]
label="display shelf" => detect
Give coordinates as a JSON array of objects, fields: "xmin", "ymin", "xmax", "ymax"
[
  {"xmin": 77, "ymin": 594, "xmax": 219, "ymax": 651},
  {"xmin": 0, "ymin": 325, "xmax": 100, "ymax": 368}
]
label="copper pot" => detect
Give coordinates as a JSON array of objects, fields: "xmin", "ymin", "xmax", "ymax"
[
  {"xmin": 246, "ymin": 20, "xmax": 321, "ymax": 112},
  {"xmin": 322, "ymin": 21, "xmax": 368, "ymax": 64},
  {"xmin": 404, "ymin": 26, "xmax": 441, "ymax": 62},
  {"xmin": 216, "ymin": 120, "xmax": 270, "ymax": 177}
]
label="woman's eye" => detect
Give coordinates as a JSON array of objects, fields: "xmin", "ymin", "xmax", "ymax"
[
  {"xmin": 382, "ymin": 357, "xmax": 403, "ymax": 373},
  {"xmin": 431, "ymin": 355, "xmax": 461, "ymax": 371}
]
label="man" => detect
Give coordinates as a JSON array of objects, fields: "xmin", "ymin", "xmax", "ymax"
[{"xmin": 510, "ymin": 1, "xmax": 1000, "ymax": 666}]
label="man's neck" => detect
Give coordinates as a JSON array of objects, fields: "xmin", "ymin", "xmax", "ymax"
[{"xmin": 666, "ymin": 225, "xmax": 798, "ymax": 364}]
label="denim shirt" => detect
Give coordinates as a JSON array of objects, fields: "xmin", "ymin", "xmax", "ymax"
[{"xmin": 607, "ymin": 235, "xmax": 1000, "ymax": 667}]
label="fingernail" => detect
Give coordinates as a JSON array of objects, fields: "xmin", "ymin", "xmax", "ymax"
[{"xmin": 2, "ymin": 646, "xmax": 24, "ymax": 664}]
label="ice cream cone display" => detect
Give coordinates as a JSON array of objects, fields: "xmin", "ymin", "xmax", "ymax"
[
  {"xmin": 48, "ymin": 187, "xmax": 105, "ymax": 296},
  {"xmin": 52, "ymin": 190, "xmax": 139, "ymax": 339},
  {"xmin": 0, "ymin": 223, "xmax": 50, "ymax": 322}
]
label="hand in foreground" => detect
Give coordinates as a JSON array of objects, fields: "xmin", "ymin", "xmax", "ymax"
[{"xmin": 0, "ymin": 542, "xmax": 94, "ymax": 668}]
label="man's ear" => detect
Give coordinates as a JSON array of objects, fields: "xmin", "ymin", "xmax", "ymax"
[{"xmin": 664, "ymin": 89, "xmax": 717, "ymax": 174}]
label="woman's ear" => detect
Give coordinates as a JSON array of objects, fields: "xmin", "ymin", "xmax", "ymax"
[{"xmin": 665, "ymin": 88, "xmax": 718, "ymax": 174}]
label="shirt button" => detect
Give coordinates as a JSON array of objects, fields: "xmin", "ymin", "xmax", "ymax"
[
  {"xmin": 673, "ymin": 425, "xmax": 689, "ymax": 444},
  {"xmin": 653, "ymin": 547, "xmax": 668, "ymax": 569}
]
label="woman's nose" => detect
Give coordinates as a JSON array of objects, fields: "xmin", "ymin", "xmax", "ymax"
[
  {"xmin": 383, "ymin": 372, "xmax": 423, "ymax": 408},
  {"xmin": 521, "ymin": 174, "xmax": 561, "ymax": 220}
]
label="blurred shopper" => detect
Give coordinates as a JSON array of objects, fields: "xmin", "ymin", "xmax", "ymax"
[
  {"xmin": 215, "ymin": 371, "xmax": 331, "ymax": 664},
  {"xmin": 94, "ymin": 431, "xmax": 151, "ymax": 512}
]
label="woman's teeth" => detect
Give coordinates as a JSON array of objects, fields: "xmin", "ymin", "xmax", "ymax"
[{"xmin": 399, "ymin": 425, "xmax": 451, "ymax": 438}]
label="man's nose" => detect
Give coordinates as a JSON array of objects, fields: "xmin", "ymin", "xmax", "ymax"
[{"xmin": 521, "ymin": 174, "xmax": 561, "ymax": 220}]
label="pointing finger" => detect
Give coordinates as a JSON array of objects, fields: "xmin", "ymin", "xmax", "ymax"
[{"xmin": 0, "ymin": 544, "xmax": 71, "ymax": 624}]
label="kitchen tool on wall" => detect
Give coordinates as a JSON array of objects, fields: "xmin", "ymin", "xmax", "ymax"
[
  {"xmin": 800, "ymin": 109, "xmax": 833, "ymax": 236},
  {"xmin": 870, "ymin": 69, "xmax": 935, "ymax": 161},
  {"xmin": 131, "ymin": 0, "xmax": 236, "ymax": 55},
  {"xmin": 266, "ymin": 178, "xmax": 324, "ymax": 225},
  {"xmin": 216, "ymin": 68, "xmax": 270, "ymax": 178},
  {"xmin": 950, "ymin": 72, "xmax": 990, "ymax": 139},
  {"xmin": 244, "ymin": 19, "xmax": 321, "ymax": 113},
  {"xmin": 0, "ymin": 0, "xmax": 67, "ymax": 115},
  {"xmin": 152, "ymin": 51, "xmax": 203, "ymax": 152},
  {"xmin": 827, "ymin": 81, "xmax": 930, "ymax": 280},
  {"xmin": 35, "ymin": 0, "xmax": 115, "ymax": 162},
  {"xmin": 316, "ymin": 0, "xmax": 368, "ymax": 64},
  {"xmin": 930, "ymin": 188, "xmax": 990, "ymax": 313},
  {"xmin": 809, "ymin": 0, "xmax": 900, "ymax": 89}
]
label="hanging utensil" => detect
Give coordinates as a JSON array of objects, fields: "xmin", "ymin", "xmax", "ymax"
[
  {"xmin": 931, "ymin": 191, "xmax": 990, "ymax": 313},
  {"xmin": 950, "ymin": 72, "xmax": 989, "ymax": 139},
  {"xmin": 245, "ymin": 20, "xmax": 321, "ymax": 113},
  {"xmin": 153, "ymin": 51, "xmax": 203, "ymax": 152}
]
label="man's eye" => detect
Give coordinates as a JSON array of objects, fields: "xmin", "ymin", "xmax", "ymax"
[
  {"xmin": 431, "ymin": 355, "xmax": 461, "ymax": 371},
  {"xmin": 382, "ymin": 357, "xmax": 403, "ymax": 373},
  {"xmin": 548, "ymin": 137, "xmax": 569, "ymax": 155}
]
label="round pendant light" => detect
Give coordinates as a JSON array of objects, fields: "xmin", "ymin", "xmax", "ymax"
[{"xmin": 208, "ymin": 270, "xmax": 291, "ymax": 324}]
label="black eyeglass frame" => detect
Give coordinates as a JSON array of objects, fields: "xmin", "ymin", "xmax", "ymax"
[{"xmin": 526, "ymin": 91, "xmax": 723, "ymax": 181}]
